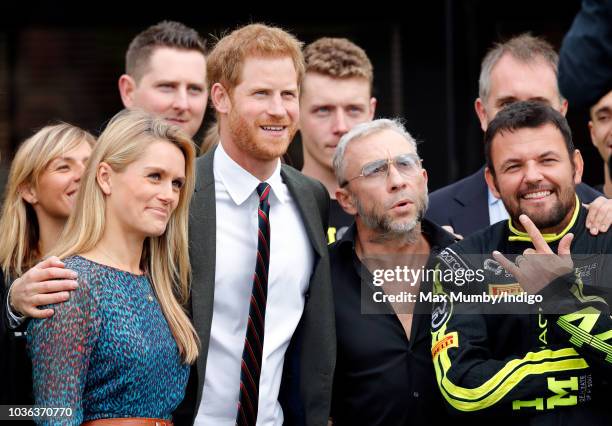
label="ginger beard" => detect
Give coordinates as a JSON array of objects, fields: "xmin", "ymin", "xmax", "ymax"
[{"xmin": 227, "ymin": 101, "xmax": 298, "ymax": 161}]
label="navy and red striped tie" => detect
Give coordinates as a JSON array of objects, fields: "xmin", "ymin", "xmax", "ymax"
[{"xmin": 237, "ymin": 182, "xmax": 271, "ymax": 426}]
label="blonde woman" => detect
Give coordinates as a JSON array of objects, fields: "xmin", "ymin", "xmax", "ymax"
[
  {"xmin": 0, "ymin": 123, "xmax": 94, "ymax": 407},
  {"xmin": 27, "ymin": 109, "xmax": 199, "ymax": 426}
]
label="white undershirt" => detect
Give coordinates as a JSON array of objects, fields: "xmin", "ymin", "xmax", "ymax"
[{"xmin": 195, "ymin": 144, "xmax": 314, "ymax": 426}]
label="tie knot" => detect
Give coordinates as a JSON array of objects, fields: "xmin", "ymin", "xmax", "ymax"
[{"xmin": 256, "ymin": 182, "xmax": 270, "ymax": 201}]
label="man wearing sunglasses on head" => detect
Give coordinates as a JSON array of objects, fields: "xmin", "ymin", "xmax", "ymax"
[{"xmin": 328, "ymin": 118, "xmax": 461, "ymax": 426}]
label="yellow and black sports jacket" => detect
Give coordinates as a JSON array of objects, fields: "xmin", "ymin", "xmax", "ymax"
[{"xmin": 431, "ymin": 197, "xmax": 612, "ymax": 425}]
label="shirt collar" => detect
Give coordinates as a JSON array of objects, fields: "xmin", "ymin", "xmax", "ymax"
[
  {"xmin": 488, "ymin": 187, "xmax": 502, "ymax": 206},
  {"xmin": 507, "ymin": 194, "xmax": 580, "ymax": 243},
  {"xmin": 215, "ymin": 142, "xmax": 285, "ymax": 206}
]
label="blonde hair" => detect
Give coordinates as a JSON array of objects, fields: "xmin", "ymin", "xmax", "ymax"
[
  {"xmin": 0, "ymin": 123, "xmax": 95, "ymax": 280},
  {"xmin": 51, "ymin": 109, "xmax": 199, "ymax": 364},
  {"xmin": 206, "ymin": 23, "xmax": 304, "ymax": 94}
]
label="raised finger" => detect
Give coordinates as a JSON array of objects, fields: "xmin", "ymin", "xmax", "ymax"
[
  {"xmin": 557, "ymin": 233, "xmax": 574, "ymax": 257},
  {"xmin": 519, "ymin": 214, "xmax": 552, "ymax": 253},
  {"xmin": 493, "ymin": 250, "xmax": 520, "ymax": 278}
]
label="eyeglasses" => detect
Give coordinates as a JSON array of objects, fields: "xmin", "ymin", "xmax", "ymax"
[{"xmin": 340, "ymin": 153, "xmax": 422, "ymax": 187}]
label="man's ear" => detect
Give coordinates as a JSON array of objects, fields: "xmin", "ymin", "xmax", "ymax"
[
  {"xmin": 421, "ymin": 167, "xmax": 428, "ymax": 187},
  {"xmin": 118, "ymin": 74, "xmax": 137, "ymax": 108},
  {"xmin": 211, "ymin": 83, "xmax": 231, "ymax": 114},
  {"xmin": 336, "ymin": 187, "xmax": 358, "ymax": 216},
  {"xmin": 97, "ymin": 162, "xmax": 113, "ymax": 195},
  {"xmin": 588, "ymin": 120, "xmax": 598, "ymax": 148},
  {"xmin": 484, "ymin": 166, "xmax": 501, "ymax": 198},
  {"xmin": 368, "ymin": 97, "xmax": 377, "ymax": 120},
  {"xmin": 559, "ymin": 99, "xmax": 569, "ymax": 116},
  {"xmin": 19, "ymin": 182, "xmax": 37, "ymax": 205},
  {"xmin": 572, "ymin": 149, "xmax": 584, "ymax": 185},
  {"xmin": 475, "ymin": 98, "xmax": 489, "ymax": 132}
]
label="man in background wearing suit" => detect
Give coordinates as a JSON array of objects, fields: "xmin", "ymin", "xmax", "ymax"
[
  {"xmin": 426, "ymin": 34, "xmax": 611, "ymax": 237},
  {"xmin": 180, "ymin": 23, "xmax": 335, "ymax": 426}
]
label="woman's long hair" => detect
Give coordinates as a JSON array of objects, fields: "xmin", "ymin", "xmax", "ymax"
[
  {"xmin": 51, "ymin": 109, "xmax": 199, "ymax": 364},
  {"xmin": 0, "ymin": 123, "xmax": 95, "ymax": 280}
]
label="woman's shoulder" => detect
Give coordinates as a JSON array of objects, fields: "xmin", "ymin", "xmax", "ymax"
[{"xmin": 61, "ymin": 255, "xmax": 110, "ymax": 293}]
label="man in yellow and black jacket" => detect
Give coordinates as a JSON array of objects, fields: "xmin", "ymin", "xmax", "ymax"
[{"xmin": 431, "ymin": 101, "xmax": 612, "ymax": 425}]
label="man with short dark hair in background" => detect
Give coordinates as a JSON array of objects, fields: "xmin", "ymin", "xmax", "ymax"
[
  {"xmin": 118, "ymin": 20, "xmax": 208, "ymax": 138},
  {"xmin": 588, "ymin": 90, "xmax": 612, "ymax": 197}
]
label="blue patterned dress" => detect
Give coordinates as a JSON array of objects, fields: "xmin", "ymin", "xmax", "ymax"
[{"xmin": 27, "ymin": 256, "xmax": 189, "ymax": 425}]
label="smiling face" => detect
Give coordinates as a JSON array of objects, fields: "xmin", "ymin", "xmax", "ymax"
[
  {"xmin": 337, "ymin": 128, "xmax": 428, "ymax": 238},
  {"xmin": 300, "ymin": 73, "xmax": 376, "ymax": 171},
  {"xmin": 216, "ymin": 55, "xmax": 300, "ymax": 163},
  {"xmin": 485, "ymin": 123, "xmax": 583, "ymax": 233},
  {"xmin": 104, "ymin": 139, "xmax": 186, "ymax": 239},
  {"xmin": 120, "ymin": 47, "xmax": 208, "ymax": 137},
  {"xmin": 25, "ymin": 140, "xmax": 91, "ymax": 222}
]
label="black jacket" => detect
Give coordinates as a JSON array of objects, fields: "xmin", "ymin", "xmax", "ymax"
[
  {"xmin": 1, "ymin": 271, "xmax": 35, "ymax": 425},
  {"xmin": 431, "ymin": 200, "xmax": 612, "ymax": 424}
]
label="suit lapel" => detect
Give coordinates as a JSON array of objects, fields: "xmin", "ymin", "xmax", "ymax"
[
  {"xmin": 281, "ymin": 165, "xmax": 326, "ymax": 258},
  {"xmin": 189, "ymin": 149, "xmax": 217, "ymax": 408},
  {"xmin": 451, "ymin": 167, "xmax": 490, "ymax": 235}
]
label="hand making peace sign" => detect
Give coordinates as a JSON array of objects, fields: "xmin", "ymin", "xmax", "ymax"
[{"xmin": 492, "ymin": 214, "xmax": 574, "ymax": 295}]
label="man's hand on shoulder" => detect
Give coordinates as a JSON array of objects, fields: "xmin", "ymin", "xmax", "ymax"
[
  {"xmin": 9, "ymin": 256, "xmax": 78, "ymax": 319},
  {"xmin": 584, "ymin": 196, "xmax": 612, "ymax": 235}
]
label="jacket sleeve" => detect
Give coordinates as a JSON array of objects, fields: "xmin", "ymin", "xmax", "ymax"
[
  {"xmin": 430, "ymin": 248, "xmax": 594, "ymax": 416},
  {"xmin": 540, "ymin": 265, "xmax": 612, "ymax": 376}
]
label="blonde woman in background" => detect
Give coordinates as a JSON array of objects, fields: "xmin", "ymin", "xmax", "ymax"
[
  {"xmin": 27, "ymin": 109, "xmax": 199, "ymax": 426},
  {"xmin": 0, "ymin": 123, "xmax": 94, "ymax": 409}
]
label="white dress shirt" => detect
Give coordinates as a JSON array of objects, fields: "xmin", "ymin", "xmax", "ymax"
[
  {"xmin": 488, "ymin": 187, "xmax": 509, "ymax": 225},
  {"xmin": 195, "ymin": 144, "xmax": 315, "ymax": 426}
]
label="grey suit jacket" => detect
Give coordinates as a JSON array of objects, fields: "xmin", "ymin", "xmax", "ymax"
[{"xmin": 180, "ymin": 148, "xmax": 335, "ymax": 426}]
